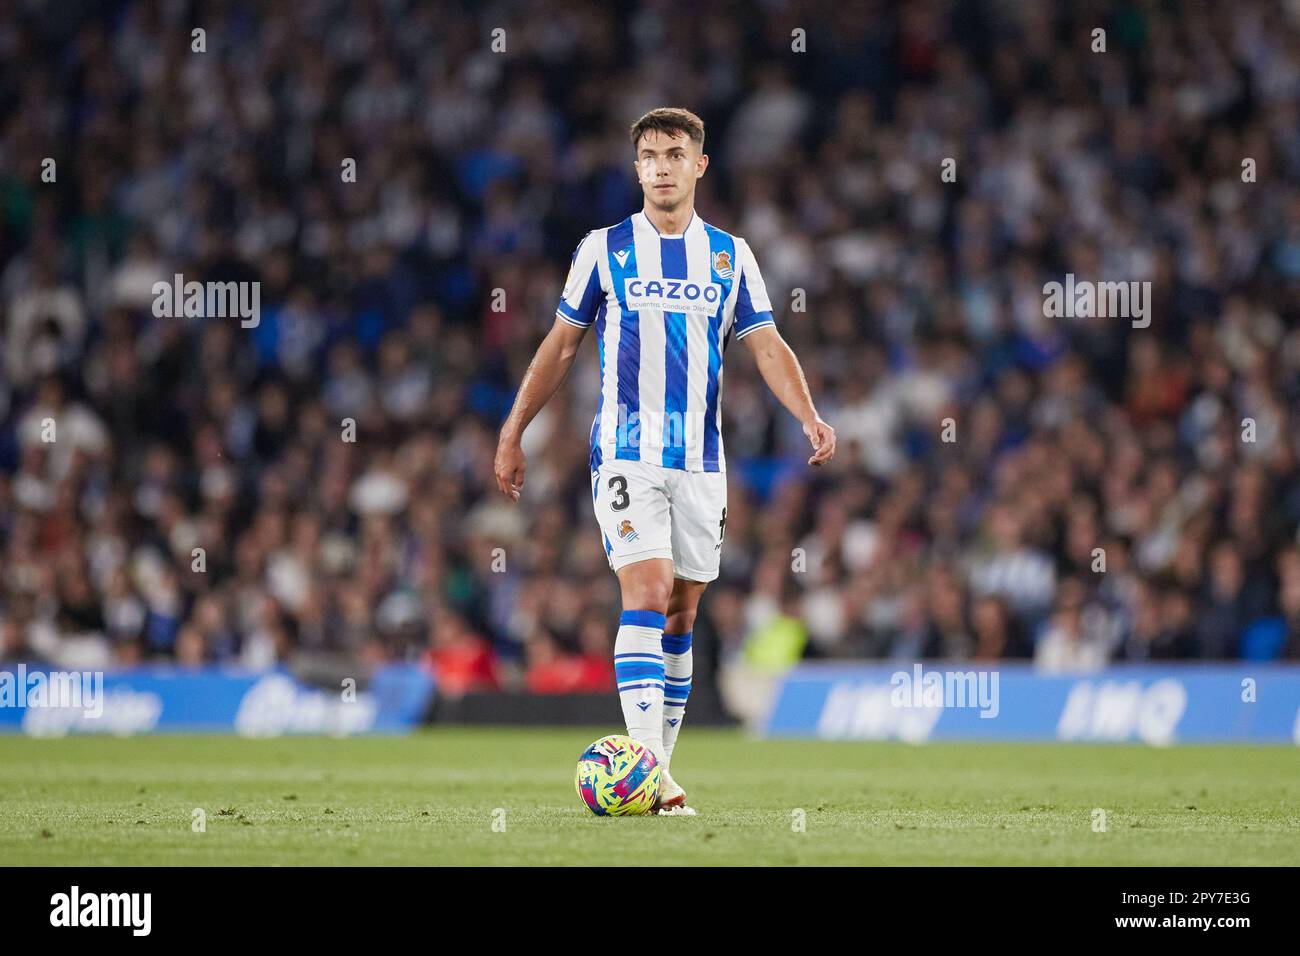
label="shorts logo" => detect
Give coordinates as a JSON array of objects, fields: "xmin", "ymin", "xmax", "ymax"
[
  {"xmin": 617, "ymin": 519, "xmax": 639, "ymax": 542},
  {"xmin": 712, "ymin": 250, "xmax": 733, "ymax": 279}
]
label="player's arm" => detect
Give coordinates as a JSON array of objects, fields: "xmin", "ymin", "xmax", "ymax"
[
  {"xmin": 731, "ymin": 237, "xmax": 835, "ymax": 466},
  {"xmin": 494, "ymin": 232, "xmax": 604, "ymax": 501},
  {"xmin": 742, "ymin": 325, "xmax": 835, "ymax": 466},
  {"xmin": 494, "ymin": 318, "xmax": 588, "ymax": 501}
]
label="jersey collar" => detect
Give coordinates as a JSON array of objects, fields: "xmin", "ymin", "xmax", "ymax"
[{"xmin": 636, "ymin": 209, "xmax": 701, "ymax": 240}]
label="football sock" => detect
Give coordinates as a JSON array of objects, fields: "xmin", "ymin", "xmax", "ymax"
[
  {"xmin": 661, "ymin": 630, "xmax": 692, "ymax": 770},
  {"xmin": 614, "ymin": 609, "xmax": 666, "ymax": 765}
]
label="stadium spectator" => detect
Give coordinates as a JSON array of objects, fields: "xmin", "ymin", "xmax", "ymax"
[
  {"xmin": 0, "ymin": 0, "xmax": 1297, "ymax": 694},
  {"xmin": 421, "ymin": 606, "xmax": 499, "ymax": 697}
]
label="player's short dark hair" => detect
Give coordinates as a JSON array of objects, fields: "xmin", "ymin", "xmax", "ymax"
[{"xmin": 630, "ymin": 107, "xmax": 705, "ymax": 153}]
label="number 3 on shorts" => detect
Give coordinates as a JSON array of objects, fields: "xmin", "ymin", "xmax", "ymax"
[{"xmin": 607, "ymin": 475, "xmax": 629, "ymax": 511}]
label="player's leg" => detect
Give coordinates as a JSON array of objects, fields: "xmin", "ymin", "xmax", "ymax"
[
  {"xmin": 592, "ymin": 460, "xmax": 674, "ymax": 766},
  {"xmin": 612, "ymin": 558, "xmax": 675, "ymax": 766},
  {"xmin": 655, "ymin": 467, "xmax": 727, "ymax": 813},
  {"xmin": 662, "ymin": 577, "xmax": 707, "ymax": 771}
]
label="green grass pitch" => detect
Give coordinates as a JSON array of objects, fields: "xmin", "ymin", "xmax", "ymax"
[{"xmin": 1, "ymin": 729, "xmax": 1296, "ymax": 865}]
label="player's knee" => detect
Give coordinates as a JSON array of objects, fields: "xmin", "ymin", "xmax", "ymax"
[
  {"xmin": 621, "ymin": 579, "xmax": 672, "ymax": 615},
  {"xmin": 665, "ymin": 608, "xmax": 696, "ymax": 635},
  {"xmin": 628, "ymin": 588, "xmax": 671, "ymax": 616}
]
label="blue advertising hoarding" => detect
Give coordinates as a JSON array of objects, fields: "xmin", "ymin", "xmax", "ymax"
[
  {"xmin": 764, "ymin": 663, "xmax": 1300, "ymax": 745},
  {"xmin": 0, "ymin": 664, "xmax": 435, "ymax": 736}
]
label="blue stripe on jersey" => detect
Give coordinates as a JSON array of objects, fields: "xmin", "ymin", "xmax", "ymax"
[
  {"xmin": 606, "ymin": 217, "xmax": 640, "ymax": 461},
  {"xmin": 734, "ymin": 272, "xmax": 774, "ymax": 336},
  {"xmin": 569, "ymin": 261, "xmax": 604, "ymax": 325},
  {"xmin": 557, "ymin": 231, "xmax": 601, "ymax": 327},
  {"xmin": 702, "ymin": 224, "xmax": 734, "ymax": 472},
  {"xmin": 660, "ymin": 236, "xmax": 689, "ymax": 469},
  {"xmin": 556, "ymin": 298, "xmax": 586, "ymax": 325},
  {"xmin": 590, "ymin": 300, "xmax": 607, "ymax": 470}
]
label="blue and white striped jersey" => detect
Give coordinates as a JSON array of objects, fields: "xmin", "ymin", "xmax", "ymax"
[{"xmin": 555, "ymin": 211, "xmax": 775, "ymax": 473}]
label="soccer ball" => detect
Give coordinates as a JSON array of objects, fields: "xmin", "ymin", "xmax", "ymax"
[{"xmin": 575, "ymin": 734, "xmax": 661, "ymax": 816}]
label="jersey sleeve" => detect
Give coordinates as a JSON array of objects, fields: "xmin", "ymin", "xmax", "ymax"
[
  {"xmin": 732, "ymin": 237, "xmax": 775, "ymax": 338},
  {"xmin": 555, "ymin": 232, "xmax": 604, "ymax": 328}
]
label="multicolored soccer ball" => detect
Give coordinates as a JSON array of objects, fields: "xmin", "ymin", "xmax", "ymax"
[{"xmin": 575, "ymin": 734, "xmax": 661, "ymax": 816}]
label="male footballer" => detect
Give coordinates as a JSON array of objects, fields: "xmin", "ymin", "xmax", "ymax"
[{"xmin": 494, "ymin": 107, "xmax": 836, "ymax": 814}]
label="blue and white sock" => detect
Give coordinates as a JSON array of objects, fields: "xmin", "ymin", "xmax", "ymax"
[
  {"xmin": 614, "ymin": 610, "xmax": 666, "ymax": 764},
  {"xmin": 661, "ymin": 630, "xmax": 692, "ymax": 770}
]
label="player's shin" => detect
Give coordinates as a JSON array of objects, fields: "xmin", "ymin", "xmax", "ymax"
[
  {"xmin": 661, "ymin": 630, "xmax": 692, "ymax": 770},
  {"xmin": 614, "ymin": 609, "xmax": 667, "ymax": 765}
]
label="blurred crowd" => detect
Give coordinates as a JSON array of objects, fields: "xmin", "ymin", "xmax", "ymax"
[{"xmin": 2, "ymin": 0, "xmax": 1300, "ymax": 693}]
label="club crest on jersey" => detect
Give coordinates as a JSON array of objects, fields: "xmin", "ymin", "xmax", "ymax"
[
  {"xmin": 617, "ymin": 519, "xmax": 639, "ymax": 542},
  {"xmin": 712, "ymin": 250, "xmax": 734, "ymax": 279}
]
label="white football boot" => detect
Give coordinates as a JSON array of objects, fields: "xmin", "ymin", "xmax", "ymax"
[{"xmin": 655, "ymin": 768, "xmax": 696, "ymax": 816}]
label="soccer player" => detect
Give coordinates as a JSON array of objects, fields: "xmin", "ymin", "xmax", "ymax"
[{"xmin": 494, "ymin": 107, "xmax": 836, "ymax": 814}]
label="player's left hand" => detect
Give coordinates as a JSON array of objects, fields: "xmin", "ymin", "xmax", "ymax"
[
  {"xmin": 494, "ymin": 440, "xmax": 526, "ymax": 502},
  {"xmin": 803, "ymin": 417, "xmax": 836, "ymax": 466}
]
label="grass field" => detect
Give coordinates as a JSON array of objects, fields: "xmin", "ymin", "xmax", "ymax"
[{"xmin": 1, "ymin": 729, "xmax": 1297, "ymax": 865}]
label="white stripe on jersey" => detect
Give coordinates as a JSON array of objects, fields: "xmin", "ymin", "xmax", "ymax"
[
  {"xmin": 594, "ymin": 229, "xmax": 620, "ymax": 462},
  {"xmin": 632, "ymin": 214, "xmax": 666, "ymax": 465}
]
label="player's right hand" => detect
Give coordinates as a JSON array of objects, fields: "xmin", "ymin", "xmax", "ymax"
[{"xmin": 494, "ymin": 440, "xmax": 526, "ymax": 502}]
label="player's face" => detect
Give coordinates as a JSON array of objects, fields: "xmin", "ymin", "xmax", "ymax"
[{"xmin": 635, "ymin": 129, "xmax": 707, "ymax": 212}]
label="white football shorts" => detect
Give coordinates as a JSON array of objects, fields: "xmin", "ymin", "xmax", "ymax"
[{"xmin": 590, "ymin": 458, "xmax": 728, "ymax": 582}]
